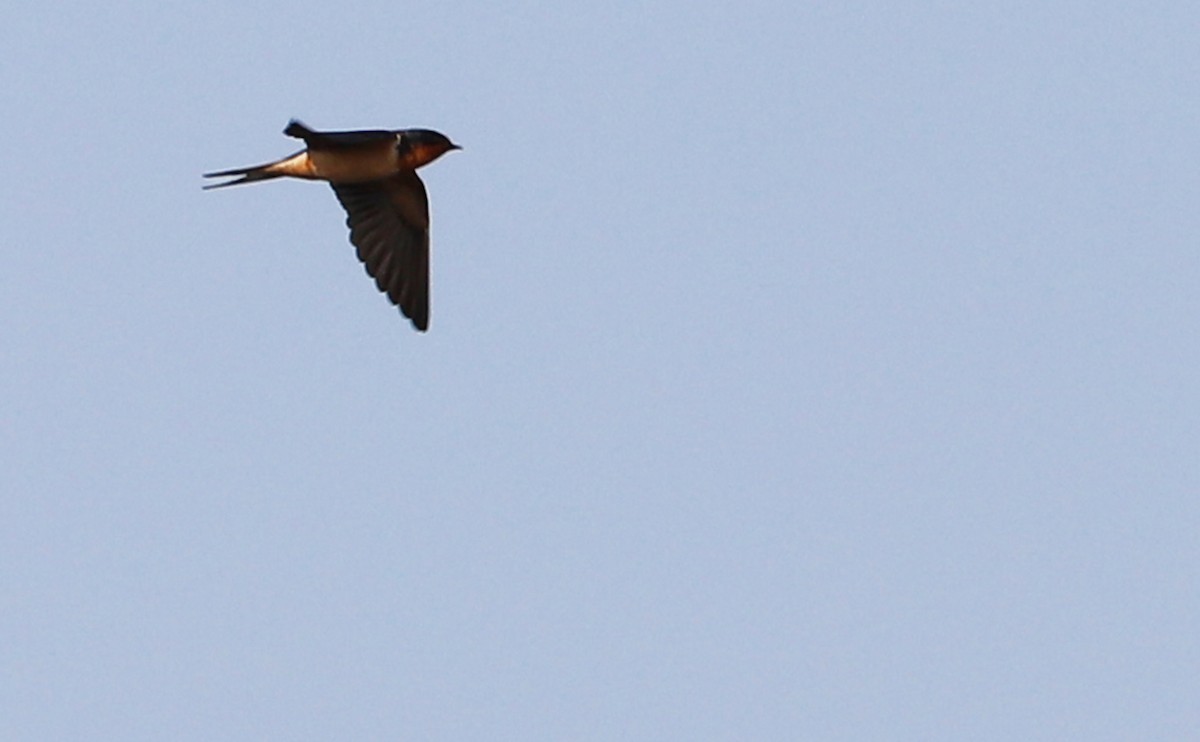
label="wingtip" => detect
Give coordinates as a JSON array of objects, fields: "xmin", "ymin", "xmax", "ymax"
[
  {"xmin": 402, "ymin": 306, "xmax": 429, "ymax": 332},
  {"xmin": 284, "ymin": 119, "xmax": 313, "ymax": 139}
]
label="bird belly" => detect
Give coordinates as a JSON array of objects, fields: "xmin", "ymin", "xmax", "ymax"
[{"xmin": 308, "ymin": 145, "xmax": 400, "ymax": 183}]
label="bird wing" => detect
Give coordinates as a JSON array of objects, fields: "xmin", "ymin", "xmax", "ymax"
[
  {"xmin": 331, "ymin": 172, "xmax": 431, "ymax": 331},
  {"xmin": 286, "ymin": 120, "xmax": 397, "ymax": 150}
]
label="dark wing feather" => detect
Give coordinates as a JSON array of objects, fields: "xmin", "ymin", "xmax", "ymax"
[
  {"xmin": 331, "ymin": 173, "xmax": 431, "ymax": 331},
  {"xmin": 285, "ymin": 119, "xmax": 397, "ymax": 150}
]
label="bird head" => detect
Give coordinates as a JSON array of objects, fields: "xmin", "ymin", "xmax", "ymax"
[{"xmin": 397, "ymin": 129, "xmax": 462, "ymax": 169}]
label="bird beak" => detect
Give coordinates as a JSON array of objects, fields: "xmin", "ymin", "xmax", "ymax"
[{"xmin": 449, "ymin": 143, "xmax": 463, "ymax": 151}]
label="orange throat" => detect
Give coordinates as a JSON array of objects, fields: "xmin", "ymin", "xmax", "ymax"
[{"xmin": 405, "ymin": 143, "xmax": 451, "ymax": 170}]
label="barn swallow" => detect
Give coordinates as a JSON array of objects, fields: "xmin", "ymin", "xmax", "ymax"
[{"xmin": 204, "ymin": 120, "xmax": 460, "ymax": 331}]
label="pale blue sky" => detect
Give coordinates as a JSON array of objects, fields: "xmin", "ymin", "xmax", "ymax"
[{"xmin": 2, "ymin": 2, "xmax": 1198, "ymax": 739}]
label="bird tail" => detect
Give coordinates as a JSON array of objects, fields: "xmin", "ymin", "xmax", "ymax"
[
  {"xmin": 202, "ymin": 150, "xmax": 311, "ymax": 190},
  {"xmin": 201, "ymin": 161, "xmax": 287, "ymax": 190}
]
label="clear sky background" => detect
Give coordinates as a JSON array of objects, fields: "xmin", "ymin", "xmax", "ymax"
[{"xmin": 2, "ymin": 2, "xmax": 1197, "ymax": 739}]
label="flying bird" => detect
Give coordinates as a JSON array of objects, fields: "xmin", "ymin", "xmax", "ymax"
[{"xmin": 204, "ymin": 120, "xmax": 461, "ymax": 331}]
